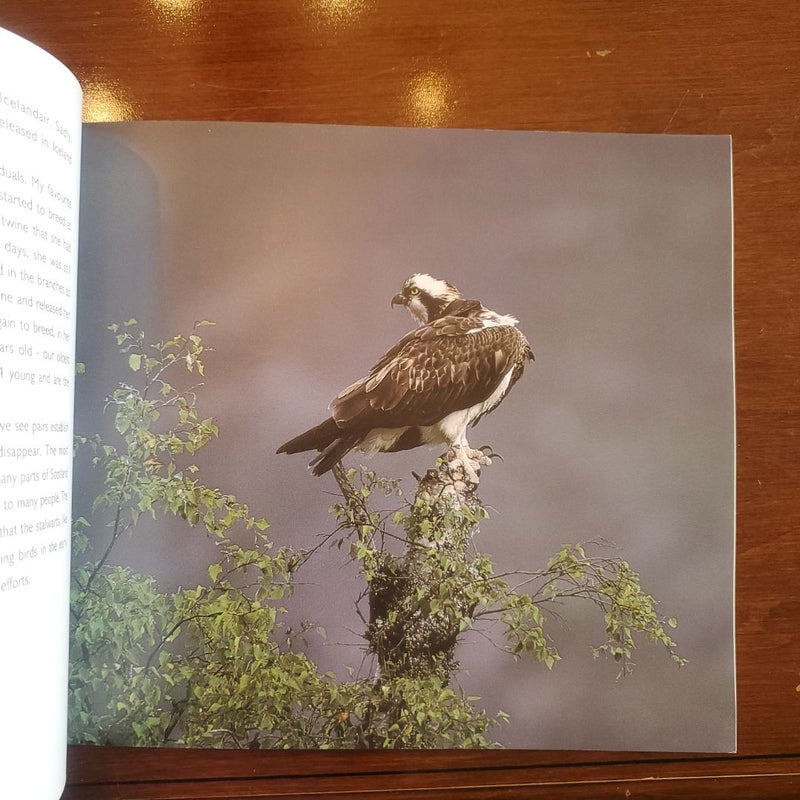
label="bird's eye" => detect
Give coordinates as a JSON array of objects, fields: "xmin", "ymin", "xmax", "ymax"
[{"xmin": 408, "ymin": 287, "xmax": 420, "ymax": 296}]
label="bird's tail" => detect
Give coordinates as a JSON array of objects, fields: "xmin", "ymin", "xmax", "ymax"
[
  {"xmin": 277, "ymin": 417, "xmax": 341, "ymax": 455},
  {"xmin": 308, "ymin": 436, "xmax": 358, "ymax": 476},
  {"xmin": 276, "ymin": 418, "xmax": 356, "ymax": 476}
]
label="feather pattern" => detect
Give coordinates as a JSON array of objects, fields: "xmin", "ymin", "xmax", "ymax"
[{"xmin": 331, "ymin": 322, "xmax": 529, "ymax": 429}]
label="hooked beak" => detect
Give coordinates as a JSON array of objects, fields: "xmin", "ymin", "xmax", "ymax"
[{"xmin": 391, "ymin": 293, "xmax": 407, "ymax": 308}]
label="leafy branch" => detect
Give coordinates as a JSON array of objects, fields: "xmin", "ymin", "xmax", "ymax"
[
  {"xmin": 70, "ymin": 321, "xmax": 304, "ymax": 746},
  {"xmin": 328, "ymin": 462, "xmax": 686, "ymax": 691}
]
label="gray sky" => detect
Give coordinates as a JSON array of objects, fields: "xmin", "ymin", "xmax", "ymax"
[{"xmin": 75, "ymin": 122, "xmax": 735, "ymax": 751}]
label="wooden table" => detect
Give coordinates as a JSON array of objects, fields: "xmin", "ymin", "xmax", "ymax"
[{"xmin": 4, "ymin": 1, "xmax": 799, "ymax": 797}]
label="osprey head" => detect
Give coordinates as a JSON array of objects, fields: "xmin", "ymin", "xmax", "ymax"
[{"xmin": 391, "ymin": 273, "xmax": 462, "ymax": 325}]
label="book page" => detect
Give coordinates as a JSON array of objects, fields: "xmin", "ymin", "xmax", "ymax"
[
  {"xmin": 0, "ymin": 27, "xmax": 82, "ymax": 800},
  {"xmin": 71, "ymin": 122, "xmax": 735, "ymax": 753}
]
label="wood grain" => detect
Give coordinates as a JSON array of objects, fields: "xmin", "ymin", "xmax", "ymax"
[{"xmin": 2, "ymin": 0, "xmax": 799, "ymax": 796}]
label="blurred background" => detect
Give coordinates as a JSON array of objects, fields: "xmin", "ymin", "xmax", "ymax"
[{"xmin": 74, "ymin": 121, "xmax": 734, "ymax": 751}]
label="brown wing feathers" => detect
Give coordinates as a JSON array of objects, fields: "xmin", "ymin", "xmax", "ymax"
[{"xmin": 331, "ymin": 323, "xmax": 525, "ymax": 431}]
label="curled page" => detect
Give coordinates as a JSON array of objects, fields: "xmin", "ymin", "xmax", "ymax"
[{"xmin": 0, "ymin": 26, "xmax": 82, "ymax": 800}]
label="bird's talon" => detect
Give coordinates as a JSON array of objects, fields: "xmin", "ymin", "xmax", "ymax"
[{"xmin": 477, "ymin": 445, "xmax": 503, "ymax": 462}]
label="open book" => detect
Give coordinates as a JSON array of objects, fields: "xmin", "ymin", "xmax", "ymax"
[{"xmin": 1, "ymin": 27, "xmax": 737, "ymax": 800}]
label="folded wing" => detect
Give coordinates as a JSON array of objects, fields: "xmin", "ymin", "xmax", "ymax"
[{"xmin": 331, "ymin": 317, "xmax": 529, "ymax": 431}]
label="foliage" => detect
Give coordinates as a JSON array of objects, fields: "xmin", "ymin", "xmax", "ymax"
[
  {"xmin": 329, "ymin": 465, "xmax": 686, "ymax": 686},
  {"xmin": 538, "ymin": 544, "xmax": 686, "ymax": 676},
  {"xmin": 70, "ymin": 321, "xmax": 684, "ymax": 750},
  {"xmin": 69, "ymin": 321, "xmax": 313, "ymax": 747}
]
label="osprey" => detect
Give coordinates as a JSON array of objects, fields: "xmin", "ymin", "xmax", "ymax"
[{"xmin": 276, "ymin": 273, "xmax": 533, "ymax": 483}]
